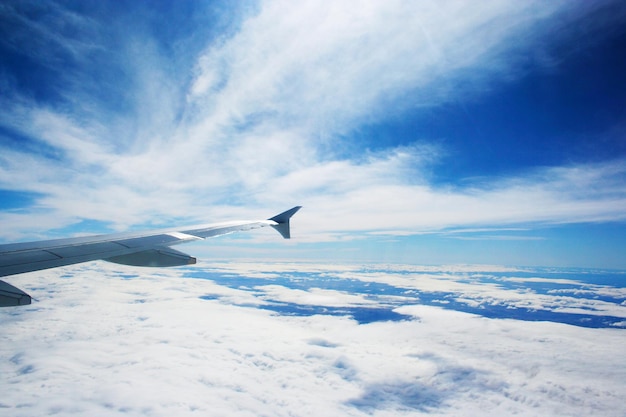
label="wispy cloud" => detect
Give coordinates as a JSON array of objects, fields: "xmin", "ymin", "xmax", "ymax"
[{"xmin": 0, "ymin": 0, "xmax": 623, "ymax": 242}]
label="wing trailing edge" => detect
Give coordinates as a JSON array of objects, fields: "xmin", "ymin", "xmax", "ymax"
[{"xmin": 105, "ymin": 248, "xmax": 197, "ymax": 267}]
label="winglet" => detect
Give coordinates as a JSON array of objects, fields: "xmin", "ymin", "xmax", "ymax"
[{"xmin": 268, "ymin": 206, "xmax": 302, "ymax": 239}]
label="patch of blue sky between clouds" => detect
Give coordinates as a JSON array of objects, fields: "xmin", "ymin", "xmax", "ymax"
[
  {"xmin": 0, "ymin": 189, "xmax": 40, "ymax": 210},
  {"xmin": 184, "ymin": 262, "xmax": 626, "ymax": 328}
]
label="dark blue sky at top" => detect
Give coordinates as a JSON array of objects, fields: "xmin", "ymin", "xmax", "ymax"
[
  {"xmin": 0, "ymin": 0, "xmax": 255, "ymax": 127},
  {"xmin": 355, "ymin": 12, "xmax": 626, "ymax": 185}
]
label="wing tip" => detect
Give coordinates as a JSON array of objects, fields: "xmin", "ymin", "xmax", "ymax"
[
  {"xmin": 269, "ymin": 206, "xmax": 302, "ymax": 239},
  {"xmin": 0, "ymin": 280, "xmax": 32, "ymax": 307}
]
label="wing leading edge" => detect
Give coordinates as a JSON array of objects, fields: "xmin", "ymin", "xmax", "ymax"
[{"xmin": 0, "ymin": 206, "xmax": 301, "ymax": 307}]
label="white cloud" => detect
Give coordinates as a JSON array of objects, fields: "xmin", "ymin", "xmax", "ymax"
[
  {"xmin": 256, "ymin": 285, "xmax": 377, "ymax": 307},
  {"xmin": 1, "ymin": 262, "xmax": 625, "ymax": 416},
  {"xmin": 189, "ymin": 0, "xmax": 570, "ymax": 130},
  {"xmin": 275, "ymin": 158, "xmax": 626, "ymax": 241}
]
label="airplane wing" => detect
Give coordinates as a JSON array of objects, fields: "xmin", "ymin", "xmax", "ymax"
[{"xmin": 0, "ymin": 206, "xmax": 301, "ymax": 307}]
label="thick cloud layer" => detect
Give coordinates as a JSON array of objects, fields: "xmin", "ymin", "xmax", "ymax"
[{"xmin": 2, "ymin": 262, "xmax": 624, "ymax": 416}]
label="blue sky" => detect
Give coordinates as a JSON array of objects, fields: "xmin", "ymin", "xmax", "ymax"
[{"xmin": 1, "ymin": 0, "xmax": 626, "ymax": 268}]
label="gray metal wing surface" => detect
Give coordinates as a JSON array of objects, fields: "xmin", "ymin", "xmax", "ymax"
[{"xmin": 0, "ymin": 206, "xmax": 301, "ymax": 307}]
